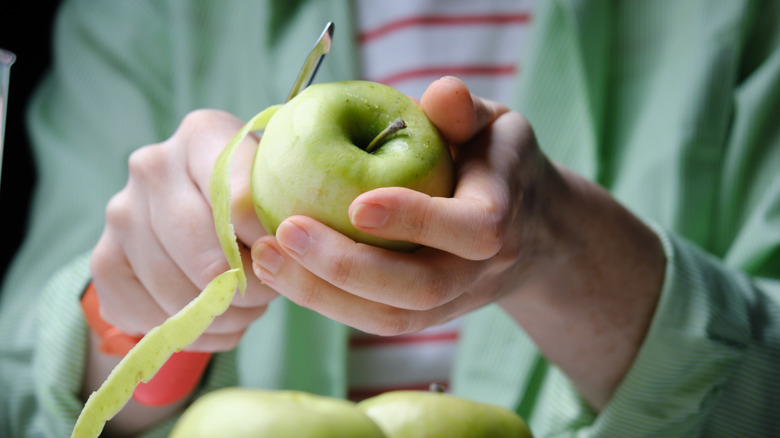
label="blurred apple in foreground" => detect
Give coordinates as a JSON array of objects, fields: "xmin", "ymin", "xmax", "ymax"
[
  {"xmin": 169, "ymin": 388, "xmax": 385, "ymax": 438},
  {"xmin": 251, "ymin": 80, "xmax": 454, "ymax": 252},
  {"xmin": 357, "ymin": 390, "xmax": 533, "ymax": 438}
]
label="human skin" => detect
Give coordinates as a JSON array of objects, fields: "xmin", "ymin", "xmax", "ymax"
[
  {"xmin": 85, "ymin": 76, "xmax": 664, "ymax": 435},
  {"xmin": 87, "ymin": 110, "xmax": 278, "ymax": 435},
  {"xmin": 251, "ymin": 76, "xmax": 666, "ymax": 411}
]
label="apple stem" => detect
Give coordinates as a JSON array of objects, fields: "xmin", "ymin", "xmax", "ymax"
[
  {"xmin": 429, "ymin": 383, "xmax": 446, "ymax": 393},
  {"xmin": 365, "ymin": 117, "xmax": 406, "ymax": 153}
]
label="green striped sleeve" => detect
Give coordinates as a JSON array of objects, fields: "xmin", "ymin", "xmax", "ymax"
[
  {"xmin": 589, "ymin": 224, "xmax": 780, "ymax": 437},
  {"xmin": 519, "ymin": 223, "xmax": 779, "ymax": 437},
  {"xmin": 31, "ymin": 253, "xmax": 91, "ymax": 437}
]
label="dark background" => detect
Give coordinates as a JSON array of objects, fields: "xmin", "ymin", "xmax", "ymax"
[{"xmin": 1, "ymin": 1, "xmax": 61, "ymax": 284}]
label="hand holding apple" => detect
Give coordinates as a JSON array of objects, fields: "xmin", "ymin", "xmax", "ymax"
[
  {"xmin": 250, "ymin": 76, "xmax": 516, "ymax": 336},
  {"xmin": 251, "ymin": 80, "xmax": 455, "ymax": 252},
  {"xmin": 253, "ymin": 75, "xmax": 666, "ymax": 412}
]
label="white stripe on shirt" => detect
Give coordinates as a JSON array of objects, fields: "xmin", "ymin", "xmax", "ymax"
[{"xmin": 348, "ymin": 0, "xmax": 537, "ymax": 401}]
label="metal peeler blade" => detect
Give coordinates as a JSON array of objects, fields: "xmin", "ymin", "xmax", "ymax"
[{"xmin": 286, "ymin": 22, "xmax": 335, "ymax": 102}]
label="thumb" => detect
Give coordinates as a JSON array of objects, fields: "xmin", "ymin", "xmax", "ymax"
[{"xmin": 420, "ymin": 76, "xmax": 509, "ymax": 144}]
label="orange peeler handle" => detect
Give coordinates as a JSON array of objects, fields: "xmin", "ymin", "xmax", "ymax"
[{"xmin": 81, "ymin": 281, "xmax": 211, "ymax": 406}]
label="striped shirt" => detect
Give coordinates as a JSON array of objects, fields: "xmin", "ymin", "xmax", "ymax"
[
  {"xmin": 348, "ymin": 0, "xmax": 537, "ymax": 401},
  {"xmin": 355, "ymin": 0, "xmax": 536, "ymax": 101},
  {"xmin": 3, "ymin": 2, "xmax": 779, "ymax": 437}
]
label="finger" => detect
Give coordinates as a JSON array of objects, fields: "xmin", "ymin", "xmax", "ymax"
[
  {"xmin": 186, "ymin": 331, "xmax": 245, "ymax": 353},
  {"xmin": 142, "ymin": 179, "xmax": 272, "ymax": 311},
  {"xmin": 420, "ymin": 76, "xmax": 509, "ymax": 144},
  {"xmin": 174, "ymin": 110, "xmax": 272, "ymax": 305},
  {"xmin": 92, "ymin": 184, "xmax": 178, "ymax": 335},
  {"xmin": 251, "ymin": 235, "xmax": 488, "ymax": 336},
  {"xmin": 177, "ymin": 109, "xmax": 265, "ymax": 248},
  {"xmin": 119, "ymin": 145, "xmax": 227, "ymax": 318},
  {"xmin": 350, "ymin": 186, "xmax": 508, "ymax": 260},
  {"xmin": 231, "ymin": 247, "xmax": 280, "ymax": 308},
  {"xmin": 91, "ymin": 237, "xmax": 170, "ymax": 336},
  {"xmin": 205, "ymin": 303, "xmax": 269, "ymax": 335},
  {"xmin": 156, "ymin": 111, "xmax": 263, "ymax": 291},
  {"xmin": 254, "ymin": 217, "xmax": 485, "ymax": 311},
  {"xmin": 350, "ymin": 112, "xmax": 535, "ymax": 260},
  {"xmin": 251, "ymin": 241, "xmax": 442, "ymax": 336},
  {"xmin": 136, "ymin": 180, "xmax": 274, "ymax": 316}
]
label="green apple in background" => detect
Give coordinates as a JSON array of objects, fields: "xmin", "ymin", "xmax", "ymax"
[
  {"xmin": 169, "ymin": 388, "xmax": 386, "ymax": 438},
  {"xmin": 357, "ymin": 390, "xmax": 533, "ymax": 438},
  {"xmin": 251, "ymin": 80, "xmax": 454, "ymax": 252}
]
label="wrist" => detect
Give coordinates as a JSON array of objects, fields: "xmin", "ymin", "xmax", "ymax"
[
  {"xmin": 80, "ymin": 281, "xmax": 212, "ymax": 407},
  {"xmin": 499, "ymin": 162, "xmax": 666, "ymax": 409}
]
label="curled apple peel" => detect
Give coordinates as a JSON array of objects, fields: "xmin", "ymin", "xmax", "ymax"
[
  {"xmin": 208, "ymin": 105, "xmax": 282, "ymax": 292},
  {"xmin": 71, "ymin": 269, "xmax": 239, "ymax": 437}
]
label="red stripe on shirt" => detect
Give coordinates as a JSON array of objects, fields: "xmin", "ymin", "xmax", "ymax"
[
  {"xmin": 358, "ymin": 13, "xmax": 532, "ymax": 43},
  {"xmin": 375, "ymin": 64, "xmax": 517, "ymax": 87},
  {"xmin": 350, "ymin": 331, "xmax": 459, "ymax": 348}
]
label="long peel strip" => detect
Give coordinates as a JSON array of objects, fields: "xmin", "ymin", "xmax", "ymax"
[
  {"xmin": 209, "ymin": 105, "xmax": 281, "ymax": 295},
  {"xmin": 71, "ymin": 105, "xmax": 280, "ymax": 438},
  {"xmin": 72, "ymin": 269, "xmax": 239, "ymax": 437}
]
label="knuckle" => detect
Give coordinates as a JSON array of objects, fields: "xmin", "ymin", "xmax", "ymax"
[
  {"xmin": 89, "ymin": 256, "xmax": 112, "ymax": 286},
  {"xmin": 290, "ymin": 285, "xmax": 323, "ymax": 310},
  {"xmin": 192, "ymin": 332, "xmax": 243, "ymax": 353},
  {"xmin": 329, "ymin": 251, "xmax": 356, "ymax": 288},
  {"xmin": 192, "ymin": 252, "xmax": 231, "ymax": 289},
  {"xmin": 101, "ymin": 306, "xmax": 150, "ymax": 337},
  {"xmin": 180, "ymin": 108, "xmax": 217, "ymax": 132},
  {"xmin": 176, "ymin": 109, "xmax": 235, "ymax": 146},
  {"xmin": 370, "ymin": 307, "xmax": 414, "ymax": 337},
  {"xmin": 412, "ymin": 273, "xmax": 455, "ymax": 310},
  {"xmin": 127, "ymin": 143, "xmax": 168, "ymax": 181},
  {"xmin": 505, "ymin": 111, "xmax": 532, "ymax": 131},
  {"xmin": 415, "ymin": 201, "xmax": 438, "ymax": 243},
  {"xmin": 104, "ymin": 191, "xmax": 133, "ymax": 229},
  {"xmin": 471, "ymin": 200, "xmax": 508, "ymax": 259},
  {"xmin": 492, "ymin": 235, "xmax": 521, "ymax": 272},
  {"xmin": 89, "ymin": 241, "xmax": 112, "ymax": 276}
]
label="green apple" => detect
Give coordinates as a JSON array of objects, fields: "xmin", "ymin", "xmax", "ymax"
[
  {"xmin": 169, "ymin": 388, "xmax": 386, "ymax": 438},
  {"xmin": 357, "ymin": 390, "xmax": 533, "ymax": 438},
  {"xmin": 251, "ymin": 80, "xmax": 454, "ymax": 252}
]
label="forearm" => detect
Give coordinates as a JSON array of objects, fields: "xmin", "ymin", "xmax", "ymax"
[{"xmin": 498, "ymin": 163, "xmax": 666, "ymax": 410}]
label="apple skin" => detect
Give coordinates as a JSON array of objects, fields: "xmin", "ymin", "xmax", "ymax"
[
  {"xmin": 357, "ymin": 390, "xmax": 533, "ymax": 438},
  {"xmin": 169, "ymin": 388, "xmax": 386, "ymax": 438},
  {"xmin": 251, "ymin": 80, "xmax": 454, "ymax": 252}
]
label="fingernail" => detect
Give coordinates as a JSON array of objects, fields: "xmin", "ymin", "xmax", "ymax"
[
  {"xmin": 441, "ymin": 75, "xmax": 466, "ymax": 85},
  {"xmin": 252, "ymin": 243, "xmax": 282, "ymax": 275},
  {"xmin": 277, "ymin": 221, "xmax": 311, "ymax": 255},
  {"xmin": 351, "ymin": 203, "xmax": 389, "ymax": 229}
]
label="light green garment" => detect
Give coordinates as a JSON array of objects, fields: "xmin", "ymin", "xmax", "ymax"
[{"xmin": 1, "ymin": 0, "xmax": 778, "ymax": 437}]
